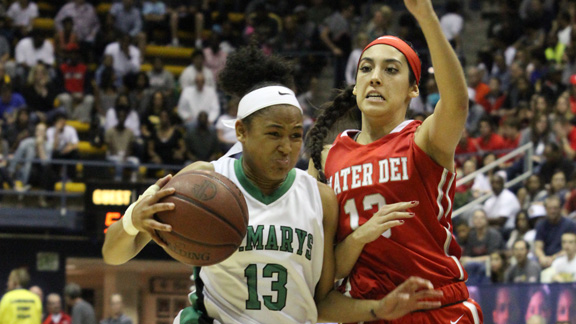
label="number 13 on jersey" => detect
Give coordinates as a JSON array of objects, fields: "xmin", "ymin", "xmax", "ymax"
[{"xmin": 343, "ymin": 193, "xmax": 391, "ymax": 238}]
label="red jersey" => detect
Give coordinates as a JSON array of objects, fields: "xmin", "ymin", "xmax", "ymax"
[
  {"xmin": 43, "ymin": 312, "xmax": 71, "ymax": 324},
  {"xmin": 325, "ymin": 121, "xmax": 466, "ymax": 301},
  {"xmin": 474, "ymin": 133, "xmax": 506, "ymax": 153},
  {"xmin": 60, "ymin": 63, "xmax": 87, "ymax": 94}
]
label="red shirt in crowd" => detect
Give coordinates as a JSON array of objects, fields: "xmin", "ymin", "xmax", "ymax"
[{"xmin": 60, "ymin": 63, "xmax": 87, "ymax": 94}]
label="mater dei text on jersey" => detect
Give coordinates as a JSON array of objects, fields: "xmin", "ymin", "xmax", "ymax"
[{"xmin": 329, "ymin": 157, "xmax": 410, "ymax": 195}]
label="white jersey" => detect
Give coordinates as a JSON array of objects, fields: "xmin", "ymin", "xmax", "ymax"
[{"xmin": 198, "ymin": 157, "xmax": 324, "ymax": 324}]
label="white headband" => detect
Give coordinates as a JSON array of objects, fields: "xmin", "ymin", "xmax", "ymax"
[{"xmin": 222, "ymin": 85, "xmax": 302, "ymax": 128}]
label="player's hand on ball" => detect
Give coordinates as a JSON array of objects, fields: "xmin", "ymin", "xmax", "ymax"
[
  {"xmin": 352, "ymin": 201, "xmax": 417, "ymax": 244},
  {"xmin": 374, "ymin": 276, "xmax": 442, "ymax": 320},
  {"xmin": 133, "ymin": 175, "xmax": 176, "ymax": 246}
]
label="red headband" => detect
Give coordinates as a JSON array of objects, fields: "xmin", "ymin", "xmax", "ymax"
[{"xmin": 357, "ymin": 36, "xmax": 421, "ymax": 85}]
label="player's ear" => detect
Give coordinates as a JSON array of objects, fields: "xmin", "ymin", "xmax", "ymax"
[
  {"xmin": 352, "ymin": 85, "xmax": 357, "ymax": 96},
  {"xmin": 236, "ymin": 120, "xmax": 247, "ymax": 143},
  {"xmin": 409, "ymin": 84, "xmax": 419, "ymax": 98}
]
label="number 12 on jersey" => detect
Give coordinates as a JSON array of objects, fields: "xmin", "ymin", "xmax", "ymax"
[{"xmin": 343, "ymin": 193, "xmax": 391, "ymax": 238}]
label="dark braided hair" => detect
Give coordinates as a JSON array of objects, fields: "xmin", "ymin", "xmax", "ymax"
[
  {"xmin": 218, "ymin": 45, "xmax": 295, "ymax": 128},
  {"xmin": 306, "ymin": 85, "xmax": 357, "ymax": 182}
]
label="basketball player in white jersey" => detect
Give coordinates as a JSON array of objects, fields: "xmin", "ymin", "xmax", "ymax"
[{"xmin": 102, "ymin": 46, "xmax": 443, "ymax": 324}]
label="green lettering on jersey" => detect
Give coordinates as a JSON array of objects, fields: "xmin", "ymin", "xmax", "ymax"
[
  {"xmin": 294, "ymin": 228, "xmax": 307, "ymax": 256},
  {"xmin": 265, "ymin": 225, "xmax": 279, "ymax": 250},
  {"xmin": 245, "ymin": 225, "xmax": 264, "ymax": 251},
  {"xmin": 279, "ymin": 226, "xmax": 294, "ymax": 253},
  {"xmin": 305, "ymin": 233, "xmax": 313, "ymax": 260}
]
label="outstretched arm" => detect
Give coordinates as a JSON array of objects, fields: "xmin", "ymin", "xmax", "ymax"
[{"xmin": 412, "ymin": 0, "xmax": 468, "ymax": 170}]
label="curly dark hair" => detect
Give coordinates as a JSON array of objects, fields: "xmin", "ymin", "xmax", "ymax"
[
  {"xmin": 217, "ymin": 45, "xmax": 296, "ymax": 128},
  {"xmin": 218, "ymin": 45, "xmax": 295, "ymax": 98}
]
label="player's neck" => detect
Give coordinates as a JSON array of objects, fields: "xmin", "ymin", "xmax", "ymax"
[
  {"xmin": 359, "ymin": 115, "xmax": 404, "ymax": 144},
  {"xmin": 242, "ymin": 163, "xmax": 284, "ymax": 196}
]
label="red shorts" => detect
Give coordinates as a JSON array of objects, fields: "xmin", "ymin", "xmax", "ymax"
[
  {"xmin": 346, "ymin": 282, "xmax": 483, "ymax": 324},
  {"xmin": 387, "ymin": 299, "xmax": 483, "ymax": 324}
]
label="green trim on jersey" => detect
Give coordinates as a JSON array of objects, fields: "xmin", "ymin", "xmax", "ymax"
[{"xmin": 234, "ymin": 158, "xmax": 296, "ymax": 205}]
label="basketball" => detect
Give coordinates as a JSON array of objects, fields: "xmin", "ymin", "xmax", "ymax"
[{"xmin": 154, "ymin": 170, "xmax": 248, "ymax": 266}]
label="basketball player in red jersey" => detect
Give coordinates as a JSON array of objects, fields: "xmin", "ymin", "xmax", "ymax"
[{"xmin": 307, "ymin": 0, "xmax": 483, "ymax": 323}]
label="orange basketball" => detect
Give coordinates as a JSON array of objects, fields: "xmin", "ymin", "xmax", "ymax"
[{"xmin": 155, "ymin": 170, "xmax": 248, "ymax": 266}]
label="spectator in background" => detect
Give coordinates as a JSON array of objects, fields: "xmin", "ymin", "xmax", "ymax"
[
  {"xmin": 0, "ymin": 125, "xmax": 17, "ymax": 195},
  {"xmin": 185, "ymin": 111, "xmax": 220, "ymax": 163},
  {"xmin": 364, "ymin": 5, "xmax": 394, "ymax": 41},
  {"xmin": 129, "ymin": 71, "xmax": 152, "ymax": 116},
  {"xmin": 506, "ymin": 210, "xmax": 537, "ymax": 250},
  {"xmin": 5, "ymin": 107, "xmax": 33, "ymax": 153},
  {"xmin": 548, "ymin": 232, "xmax": 576, "ymax": 282},
  {"xmin": 489, "ymin": 251, "xmax": 508, "ymax": 284},
  {"xmin": 43, "ymin": 293, "xmax": 71, "ymax": 324},
  {"xmin": 0, "ymin": 83, "xmax": 26, "ymax": 123},
  {"xmin": 480, "ymin": 77, "xmax": 507, "ymax": 121},
  {"xmin": 215, "ymin": 97, "xmax": 238, "ymax": 153},
  {"xmin": 54, "ymin": 0, "xmax": 100, "ymax": 48},
  {"xmin": 14, "ymin": 31, "xmax": 55, "ymax": 81},
  {"xmin": 483, "ymin": 172, "xmax": 521, "ymax": 231},
  {"xmin": 147, "ymin": 109, "xmax": 185, "ymax": 167},
  {"xmin": 179, "ymin": 51, "xmax": 215, "ymax": 89},
  {"xmin": 100, "ymin": 294, "xmax": 132, "ymax": 324},
  {"xmin": 6, "ymin": 0, "xmax": 38, "ymax": 37},
  {"xmin": 140, "ymin": 90, "xmax": 168, "ymax": 140},
  {"xmin": 467, "ymin": 66, "xmax": 490, "ymax": 107},
  {"xmin": 47, "ymin": 112, "xmax": 79, "ymax": 180},
  {"xmin": 537, "ymin": 171, "xmax": 571, "ymax": 209},
  {"xmin": 439, "ymin": 0, "xmax": 463, "ymax": 55},
  {"xmin": 0, "ymin": 267, "xmax": 42, "ymax": 324},
  {"xmin": 58, "ymin": 43, "xmax": 93, "ymax": 123},
  {"xmin": 537, "ymin": 146, "xmax": 574, "ymax": 188},
  {"xmin": 146, "ymin": 57, "xmax": 174, "ymax": 98},
  {"xmin": 105, "ymin": 106, "xmax": 138, "ymax": 182},
  {"xmin": 243, "ymin": 1, "xmax": 281, "ymax": 54},
  {"xmin": 104, "ymin": 34, "xmax": 140, "ymax": 89},
  {"xmin": 505, "ymin": 240, "xmax": 541, "ymax": 283},
  {"xmin": 93, "ymin": 58, "xmax": 118, "ymax": 118},
  {"xmin": 519, "ymin": 113, "xmax": 556, "ymax": 164},
  {"xmin": 64, "ymin": 283, "xmax": 97, "ymax": 324},
  {"xmin": 203, "ymin": 33, "xmax": 228, "ymax": 81},
  {"xmin": 177, "ymin": 73, "xmax": 220, "ymax": 127},
  {"xmin": 461, "ymin": 208, "xmax": 504, "ymax": 284},
  {"xmin": 475, "ymin": 117, "xmax": 506, "ymax": 154},
  {"xmin": 109, "ymin": 0, "xmax": 142, "ymax": 39},
  {"xmin": 168, "ymin": 1, "xmax": 204, "ymax": 47},
  {"xmin": 535, "ymin": 195, "xmax": 576, "ymax": 268},
  {"xmin": 104, "ymin": 93, "xmax": 140, "ymax": 138},
  {"xmin": 319, "ymin": 1, "xmax": 355, "ymax": 88},
  {"xmin": 501, "ymin": 117, "xmax": 521, "ymax": 150},
  {"xmin": 345, "ymin": 32, "xmax": 369, "ymax": 86},
  {"xmin": 54, "ymin": 16, "xmax": 77, "ymax": 62},
  {"xmin": 22, "ymin": 63, "xmax": 61, "ymax": 123},
  {"xmin": 517, "ymin": 174, "xmax": 547, "ymax": 210},
  {"xmin": 8, "ymin": 122, "xmax": 50, "ymax": 192},
  {"xmin": 142, "ymin": 0, "xmax": 168, "ymax": 45}
]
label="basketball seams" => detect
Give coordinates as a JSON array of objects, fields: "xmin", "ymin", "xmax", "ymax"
[
  {"xmin": 170, "ymin": 193, "xmax": 245, "ymax": 239},
  {"xmin": 158, "ymin": 229, "xmax": 239, "ymax": 248},
  {"xmin": 179, "ymin": 170, "xmax": 249, "ymax": 225}
]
